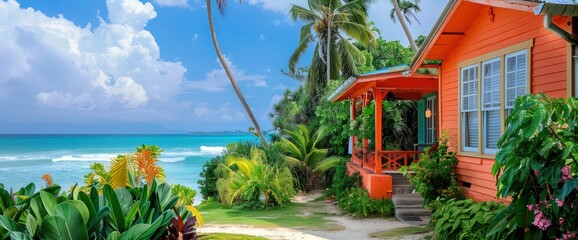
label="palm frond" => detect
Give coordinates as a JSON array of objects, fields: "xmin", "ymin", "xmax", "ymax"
[{"xmin": 109, "ymin": 155, "xmax": 130, "ymax": 189}]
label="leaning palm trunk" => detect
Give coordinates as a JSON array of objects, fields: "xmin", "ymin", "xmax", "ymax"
[
  {"xmin": 391, "ymin": 0, "xmax": 418, "ymax": 52},
  {"xmin": 206, "ymin": 0, "xmax": 267, "ymax": 145}
]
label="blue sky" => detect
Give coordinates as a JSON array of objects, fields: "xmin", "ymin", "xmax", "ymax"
[{"xmin": 0, "ymin": 0, "xmax": 447, "ymax": 133}]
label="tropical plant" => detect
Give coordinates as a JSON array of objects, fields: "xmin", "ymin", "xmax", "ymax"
[
  {"xmin": 389, "ymin": 0, "xmax": 420, "ymax": 51},
  {"xmin": 216, "ymin": 147, "xmax": 295, "ymax": 208},
  {"xmin": 163, "ymin": 214, "xmax": 199, "ymax": 240},
  {"xmin": 205, "ymin": 0, "xmax": 267, "ymax": 145},
  {"xmin": 289, "ymin": 0, "xmax": 375, "ymax": 99},
  {"xmin": 389, "ymin": 0, "xmax": 421, "ymax": 25},
  {"xmin": 487, "ymin": 94, "xmax": 578, "ymax": 239},
  {"xmin": 338, "ymin": 187, "xmax": 394, "ymax": 217},
  {"xmin": 0, "ymin": 180, "xmax": 203, "ymax": 240},
  {"xmin": 41, "ymin": 173, "xmax": 54, "ymax": 187},
  {"xmin": 171, "ymin": 184, "xmax": 197, "ymax": 207},
  {"xmin": 198, "ymin": 156, "xmax": 225, "ymax": 200},
  {"xmin": 280, "ymin": 124, "xmax": 340, "ymax": 191},
  {"xmin": 325, "ymin": 157, "xmax": 361, "ymax": 200},
  {"xmin": 400, "ymin": 135, "xmax": 462, "ymax": 206},
  {"xmin": 355, "ymin": 37, "xmax": 415, "ymax": 73},
  {"xmin": 83, "ymin": 144, "xmax": 166, "ymax": 190},
  {"xmin": 315, "ymin": 81, "xmax": 352, "ymax": 156},
  {"xmin": 430, "ymin": 198, "xmax": 509, "ymax": 240}
]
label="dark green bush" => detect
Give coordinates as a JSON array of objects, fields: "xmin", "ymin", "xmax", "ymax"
[
  {"xmin": 324, "ymin": 157, "xmax": 361, "ymax": 200},
  {"xmin": 430, "ymin": 199, "xmax": 509, "ymax": 240},
  {"xmin": 198, "ymin": 155, "xmax": 224, "ymax": 200},
  {"xmin": 401, "ymin": 135, "xmax": 463, "ymax": 206},
  {"xmin": 338, "ymin": 187, "xmax": 394, "ymax": 217}
]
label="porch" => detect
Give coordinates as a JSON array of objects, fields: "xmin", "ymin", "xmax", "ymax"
[{"xmin": 330, "ymin": 65, "xmax": 439, "ymax": 199}]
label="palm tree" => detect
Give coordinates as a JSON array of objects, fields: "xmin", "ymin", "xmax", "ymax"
[
  {"xmin": 279, "ymin": 124, "xmax": 341, "ymax": 191},
  {"xmin": 206, "ymin": 0, "xmax": 267, "ymax": 145},
  {"xmin": 390, "ymin": 0, "xmax": 420, "ymax": 52},
  {"xmin": 289, "ymin": 0, "xmax": 375, "ymax": 98}
]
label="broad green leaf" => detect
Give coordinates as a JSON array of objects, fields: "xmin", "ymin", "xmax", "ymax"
[
  {"xmin": 106, "ymin": 231, "xmax": 120, "ymax": 240},
  {"xmin": 103, "ymin": 185, "xmax": 127, "ymax": 232},
  {"xmin": 54, "ymin": 203, "xmax": 88, "ymax": 240},
  {"xmin": 0, "ymin": 215, "xmax": 22, "ymax": 232},
  {"xmin": 9, "ymin": 231, "xmax": 31, "ymax": 240},
  {"xmin": 87, "ymin": 206, "xmax": 109, "ymax": 234},
  {"xmin": 118, "ymin": 224, "xmax": 154, "ymax": 240},
  {"xmin": 39, "ymin": 191, "xmax": 57, "ymax": 216},
  {"xmin": 25, "ymin": 214, "xmax": 37, "ymax": 236},
  {"xmin": 62, "ymin": 200, "xmax": 89, "ymax": 224}
]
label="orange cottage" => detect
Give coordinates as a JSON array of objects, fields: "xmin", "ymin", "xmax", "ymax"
[
  {"xmin": 413, "ymin": 0, "xmax": 578, "ymax": 202},
  {"xmin": 331, "ymin": 0, "xmax": 578, "ymax": 202}
]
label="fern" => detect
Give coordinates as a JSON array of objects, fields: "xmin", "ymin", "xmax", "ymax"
[{"xmin": 109, "ymin": 155, "xmax": 130, "ymax": 188}]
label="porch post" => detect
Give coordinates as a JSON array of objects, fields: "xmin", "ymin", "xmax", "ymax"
[
  {"xmin": 362, "ymin": 94, "xmax": 368, "ymax": 168},
  {"xmin": 350, "ymin": 97, "xmax": 357, "ymax": 157},
  {"xmin": 374, "ymin": 90, "xmax": 383, "ymax": 173}
]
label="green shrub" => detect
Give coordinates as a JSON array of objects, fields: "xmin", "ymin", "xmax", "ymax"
[
  {"xmin": 0, "ymin": 181, "xmax": 201, "ymax": 239},
  {"xmin": 430, "ymin": 199, "xmax": 509, "ymax": 240},
  {"xmin": 324, "ymin": 157, "xmax": 361, "ymax": 200},
  {"xmin": 401, "ymin": 135, "xmax": 463, "ymax": 206},
  {"xmin": 216, "ymin": 147, "xmax": 296, "ymax": 209},
  {"xmin": 198, "ymin": 156, "xmax": 224, "ymax": 200},
  {"xmin": 338, "ymin": 187, "xmax": 394, "ymax": 217},
  {"xmin": 489, "ymin": 94, "xmax": 578, "ymax": 238}
]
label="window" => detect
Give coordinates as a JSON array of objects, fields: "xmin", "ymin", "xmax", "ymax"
[
  {"xmin": 505, "ymin": 50, "xmax": 528, "ymax": 117},
  {"xmin": 461, "ymin": 65, "xmax": 479, "ymax": 152},
  {"xmin": 482, "ymin": 58, "xmax": 501, "ymax": 154},
  {"xmin": 459, "ymin": 44, "xmax": 530, "ymax": 155},
  {"xmin": 426, "ymin": 96, "xmax": 437, "ymax": 144}
]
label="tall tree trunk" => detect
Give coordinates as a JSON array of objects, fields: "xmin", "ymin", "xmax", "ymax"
[
  {"xmin": 326, "ymin": 15, "xmax": 331, "ymax": 85},
  {"xmin": 391, "ymin": 0, "xmax": 418, "ymax": 52},
  {"xmin": 206, "ymin": 0, "xmax": 268, "ymax": 145}
]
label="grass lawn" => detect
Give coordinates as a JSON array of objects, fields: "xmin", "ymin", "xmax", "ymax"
[
  {"xmin": 369, "ymin": 226, "xmax": 432, "ymax": 239},
  {"xmin": 200, "ymin": 233, "xmax": 269, "ymax": 240},
  {"xmin": 196, "ymin": 201, "xmax": 341, "ymax": 231}
]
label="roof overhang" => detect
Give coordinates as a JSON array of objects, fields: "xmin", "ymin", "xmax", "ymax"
[
  {"xmin": 330, "ymin": 69, "xmax": 438, "ymax": 102},
  {"xmin": 534, "ymin": 1, "xmax": 578, "ymax": 15},
  {"xmin": 409, "ymin": 0, "xmax": 570, "ymax": 72}
]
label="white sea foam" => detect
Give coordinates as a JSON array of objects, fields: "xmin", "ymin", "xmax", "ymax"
[
  {"xmin": 200, "ymin": 146, "xmax": 226, "ymax": 155},
  {"xmin": 52, "ymin": 154, "xmax": 118, "ymax": 162},
  {"xmin": 158, "ymin": 157, "xmax": 186, "ymax": 163}
]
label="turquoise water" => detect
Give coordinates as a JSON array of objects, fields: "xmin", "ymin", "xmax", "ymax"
[{"xmin": 0, "ymin": 134, "xmax": 258, "ymax": 202}]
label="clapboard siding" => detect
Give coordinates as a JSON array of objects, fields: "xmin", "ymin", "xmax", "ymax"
[{"xmin": 439, "ymin": 5, "xmax": 570, "ymax": 201}]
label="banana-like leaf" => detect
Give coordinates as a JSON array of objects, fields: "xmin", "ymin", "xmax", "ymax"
[
  {"xmin": 61, "ymin": 200, "xmax": 89, "ymax": 224},
  {"xmin": 312, "ymin": 156, "xmax": 341, "ymax": 173},
  {"xmin": 0, "ymin": 215, "xmax": 22, "ymax": 233},
  {"xmin": 103, "ymin": 185, "xmax": 126, "ymax": 232},
  {"xmin": 114, "ymin": 188, "xmax": 133, "ymax": 215},
  {"xmin": 87, "ymin": 206, "xmax": 109, "ymax": 234},
  {"xmin": 51, "ymin": 203, "xmax": 89, "ymax": 240},
  {"xmin": 106, "ymin": 231, "xmax": 120, "ymax": 240},
  {"xmin": 25, "ymin": 214, "xmax": 37, "ymax": 236},
  {"xmin": 9, "ymin": 231, "xmax": 31, "ymax": 240},
  {"xmin": 39, "ymin": 191, "xmax": 57, "ymax": 216}
]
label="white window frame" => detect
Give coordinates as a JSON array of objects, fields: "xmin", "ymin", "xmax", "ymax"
[
  {"xmin": 481, "ymin": 58, "xmax": 501, "ymax": 154},
  {"xmin": 461, "ymin": 65, "xmax": 479, "ymax": 153},
  {"xmin": 505, "ymin": 50, "xmax": 528, "ymax": 117}
]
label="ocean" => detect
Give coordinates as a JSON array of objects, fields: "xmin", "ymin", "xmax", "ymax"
[{"xmin": 0, "ymin": 134, "xmax": 259, "ymax": 203}]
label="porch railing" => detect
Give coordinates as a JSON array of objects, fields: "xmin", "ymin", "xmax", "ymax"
[
  {"xmin": 351, "ymin": 147, "xmax": 422, "ymax": 172},
  {"xmin": 380, "ymin": 150, "xmax": 422, "ymax": 171}
]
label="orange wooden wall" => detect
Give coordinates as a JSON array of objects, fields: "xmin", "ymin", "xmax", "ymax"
[{"xmin": 438, "ymin": 6, "xmax": 570, "ymax": 202}]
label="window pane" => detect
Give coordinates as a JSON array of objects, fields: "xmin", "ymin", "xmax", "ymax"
[
  {"xmin": 485, "ymin": 110, "xmax": 501, "ymax": 150},
  {"xmin": 464, "ymin": 112, "xmax": 479, "ymax": 148}
]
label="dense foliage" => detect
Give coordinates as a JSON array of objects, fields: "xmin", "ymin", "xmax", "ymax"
[
  {"xmin": 315, "ymin": 81, "xmax": 352, "ymax": 156},
  {"xmin": 400, "ymin": 135, "xmax": 462, "ymax": 206},
  {"xmin": 216, "ymin": 147, "xmax": 295, "ymax": 208},
  {"xmin": 488, "ymin": 94, "xmax": 578, "ymax": 239},
  {"xmin": 0, "ymin": 180, "xmax": 201, "ymax": 240},
  {"xmin": 338, "ymin": 188, "xmax": 394, "ymax": 217},
  {"xmin": 355, "ymin": 37, "xmax": 414, "ymax": 73},
  {"xmin": 430, "ymin": 199, "xmax": 508, "ymax": 240},
  {"xmin": 324, "ymin": 157, "xmax": 360, "ymax": 201},
  {"xmin": 350, "ymin": 100, "xmax": 417, "ymax": 151},
  {"xmin": 198, "ymin": 156, "xmax": 224, "ymax": 200}
]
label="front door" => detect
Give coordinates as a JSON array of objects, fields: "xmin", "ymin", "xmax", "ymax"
[{"xmin": 425, "ymin": 95, "xmax": 437, "ymax": 144}]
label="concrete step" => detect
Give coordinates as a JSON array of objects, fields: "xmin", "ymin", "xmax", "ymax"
[
  {"xmin": 395, "ymin": 204, "xmax": 424, "ymax": 209},
  {"xmin": 393, "ymin": 195, "xmax": 425, "ymax": 206},
  {"xmin": 395, "ymin": 207, "xmax": 431, "ymax": 217},
  {"xmin": 393, "ymin": 186, "xmax": 415, "ymax": 195}
]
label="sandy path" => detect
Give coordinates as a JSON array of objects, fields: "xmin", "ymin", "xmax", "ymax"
[{"xmin": 198, "ymin": 192, "xmax": 429, "ymax": 240}]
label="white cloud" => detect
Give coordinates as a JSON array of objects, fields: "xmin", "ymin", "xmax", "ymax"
[
  {"xmin": 192, "ymin": 33, "xmax": 199, "ymax": 42},
  {"xmin": 273, "ymin": 84, "xmax": 289, "ymax": 91},
  {"xmin": 184, "ymin": 56, "xmax": 267, "ymax": 91},
  {"xmin": 155, "ymin": 0, "xmax": 189, "ymax": 7},
  {"xmin": 193, "ymin": 102, "xmax": 245, "ymax": 122},
  {"xmin": 0, "ymin": 0, "xmax": 186, "ymax": 111},
  {"xmin": 246, "ymin": 0, "xmax": 306, "ymax": 14},
  {"xmin": 107, "ymin": 0, "xmax": 157, "ymax": 30},
  {"xmin": 259, "ymin": 34, "xmax": 266, "ymax": 41}
]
